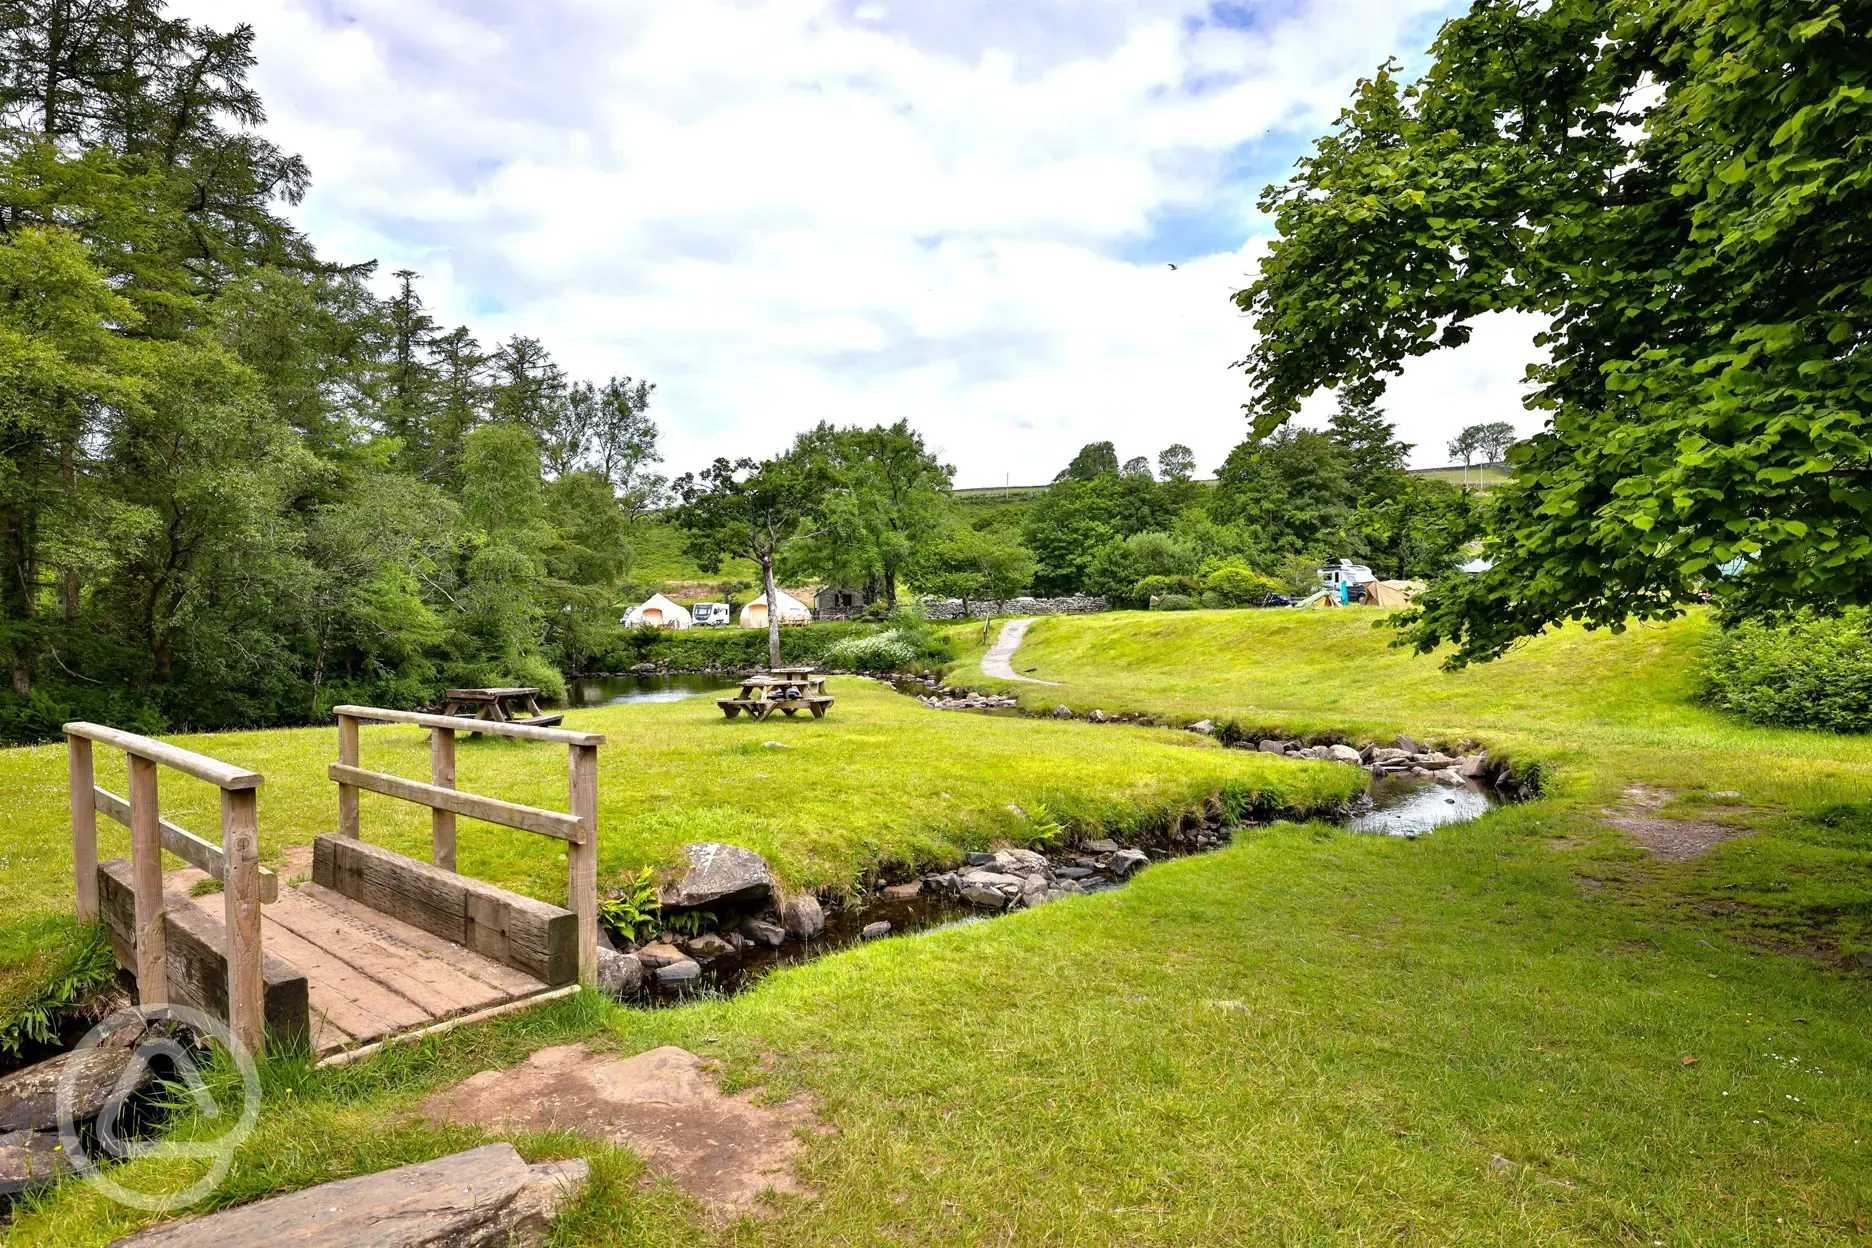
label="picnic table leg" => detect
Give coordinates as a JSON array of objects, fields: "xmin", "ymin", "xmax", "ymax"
[{"xmin": 810, "ymin": 702, "xmax": 827, "ymax": 719}]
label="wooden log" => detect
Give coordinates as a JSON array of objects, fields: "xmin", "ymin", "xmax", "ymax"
[
  {"xmin": 68, "ymin": 734, "xmax": 96, "ymax": 923},
  {"xmin": 61, "ymin": 722, "xmax": 262, "ymax": 790},
  {"xmin": 332, "ymin": 704, "xmax": 604, "ymax": 747},
  {"xmin": 336, "ymin": 712, "xmax": 360, "ymax": 839},
  {"xmin": 430, "ymin": 727, "xmax": 456, "ymax": 872},
  {"xmin": 110, "ymin": 1142, "xmax": 589, "ymax": 1248},
  {"xmin": 326, "ymin": 764, "xmax": 583, "ymax": 842},
  {"xmin": 567, "ymin": 743, "xmax": 599, "ymax": 985},
  {"xmin": 312, "ymin": 836, "xmax": 577, "ymax": 985},
  {"xmin": 128, "ymin": 756, "xmax": 165, "ymax": 1008},
  {"xmin": 96, "ymin": 860, "xmax": 309, "ymax": 1048},
  {"xmin": 94, "ymin": 787, "xmax": 277, "ymax": 903},
  {"xmin": 220, "ymin": 788, "xmax": 264, "ymax": 1057}
]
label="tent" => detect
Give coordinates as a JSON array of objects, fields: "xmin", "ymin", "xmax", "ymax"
[
  {"xmin": 740, "ymin": 589, "xmax": 813, "ymax": 628},
  {"xmin": 1294, "ymin": 589, "xmax": 1341, "ymax": 609},
  {"xmin": 621, "ymin": 592, "xmax": 693, "ymax": 629},
  {"xmin": 1360, "ymin": 579, "xmax": 1425, "ymax": 608}
]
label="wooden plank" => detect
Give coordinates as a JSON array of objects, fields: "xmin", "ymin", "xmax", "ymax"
[
  {"xmin": 336, "ymin": 712, "xmax": 360, "ymax": 839},
  {"xmin": 513, "ymin": 713, "xmax": 565, "ymax": 728},
  {"xmin": 69, "ymin": 735, "xmax": 96, "ymax": 922},
  {"xmin": 296, "ymin": 882, "xmax": 543, "ymax": 997},
  {"xmin": 61, "ymin": 722, "xmax": 262, "ymax": 790},
  {"xmin": 128, "ymin": 757, "xmax": 165, "ymax": 1008},
  {"xmin": 567, "ymin": 743, "xmax": 599, "ymax": 985},
  {"xmin": 260, "ymin": 889, "xmax": 508, "ymax": 1019},
  {"xmin": 445, "ymin": 687, "xmax": 538, "ymax": 698},
  {"xmin": 242, "ymin": 916, "xmax": 430, "ymax": 1047},
  {"xmin": 333, "ymin": 704, "xmax": 604, "ymax": 747},
  {"xmin": 220, "ymin": 788, "xmax": 264, "ymax": 1057},
  {"xmin": 97, "ymin": 861, "xmax": 309, "ymax": 1048},
  {"xmin": 94, "ymin": 787, "xmax": 278, "ymax": 903},
  {"xmin": 430, "ymin": 727, "xmax": 457, "ymax": 871},
  {"xmin": 327, "ymin": 763, "xmax": 583, "ymax": 842},
  {"xmin": 312, "ymin": 836, "xmax": 577, "ymax": 986}
]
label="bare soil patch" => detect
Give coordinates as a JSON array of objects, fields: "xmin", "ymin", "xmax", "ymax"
[
  {"xmin": 1602, "ymin": 785, "xmax": 1750, "ymax": 862},
  {"xmin": 419, "ymin": 1043, "xmax": 816, "ymax": 1217}
]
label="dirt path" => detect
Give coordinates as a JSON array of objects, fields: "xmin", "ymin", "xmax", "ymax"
[{"xmin": 982, "ymin": 618, "xmax": 1059, "ymax": 685}]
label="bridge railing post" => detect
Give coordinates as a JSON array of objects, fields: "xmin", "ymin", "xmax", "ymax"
[
  {"xmin": 568, "ymin": 743, "xmax": 599, "ymax": 985},
  {"xmin": 431, "ymin": 725, "xmax": 457, "ymax": 871},
  {"xmin": 221, "ymin": 787, "xmax": 263, "ymax": 1054},
  {"xmin": 337, "ymin": 711, "xmax": 360, "ymax": 838},
  {"xmin": 69, "ymin": 733, "xmax": 97, "ymax": 922},
  {"xmin": 128, "ymin": 755, "xmax": 166, "ymax": 1008}
]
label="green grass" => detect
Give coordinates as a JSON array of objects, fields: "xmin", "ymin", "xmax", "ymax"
[{"xmin": 9, "ymin": 609, "xmax": 1872, "ymax": 1245}]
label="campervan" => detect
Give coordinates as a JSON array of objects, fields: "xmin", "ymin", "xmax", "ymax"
[{"xmin": 691, "ymin": 602, "xmax": 732, "ymax": 627}]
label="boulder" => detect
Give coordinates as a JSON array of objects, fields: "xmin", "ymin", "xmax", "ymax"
[
  {"xmin": 1418, "ymin": 752, "xmax": 1458, "ymax": 769},
  {"xmin": 633, "ymin": 941, "xmax": 686, "ymax": 969},
  {"xmin": 992, "ymin": 849, "xmax": 1048, "ymax": 875},
  {"xmin": 1258, "ymin": 739, "xmax": 1293, "ymax": 754},
  {"xmin": 1188, "ymin": 720, "xmax": 1215, "ymax": 735},
  {"xmin": 1433, "ymin": 768, "xmax": 1468, "ymax": 788},
  {"xmin": 1082, "ymin": 838, "xmax": 1121, "ymax": 855},
  {"xmin": 960, "ymin": 884, "xmax": 1009, "ymax": 909},
  {"xmin": 655, "ymin": 959, "xmax": 702, "ymax": 984},
  {"xmin": 860, "ymin": 921, "xmax": 892, "ymax": 939},
  {"xmin": 963, "ymin": 851, "xmax": 997, "ymax": 867},
  {"xmin": 112, "ymin": 1142, "xmax": 587, "ymax": 1248},
  {"xmin": 1298, "ymin": 745, "xmax": 1329, "ymax": 760},
  {"xmin": 0, "ymin": 1128, "xmax": 72, "ymax": 1199},
  {"xmin": 1327, "ymin": 744, "xmax": 1364, "ymax": 765},
  {"xmin": 738, "ymin": 918, "xmax": 786, "ymax": 948},
  {"xmin": 595, "ymin": 948, "xmax": 644, "ymax": 999},
  {"xmin": 881, "ymin": 881, "xmax": 922, "ymax": 901},
  {"xmin": 659, "ymin": 843, "xmax": 774, "ymax": 910},
  {"xmin": 1106, "ymin": 849, "xmax": 1150, "ymax": 879},
  {"xmin": 1372, "ymin": 747, "xmax": 1411, "ymax": 764},
  {"xmin": 1051, "ymin": 705, "xmax": 1073, "ymax": 719},
  {"xmin": 1018, "ymin": 874, "xmax": 1049, "ymax": 906},
  {"xmin": 1395, "ymin": 733, "xmax": 1426, "ymax": 755},
  {"xmin": 959, "ymin": 870, "xmax": 1024, "ymax": 890},
  {"xmin": 1054, "ymin": 866, "xmax": 1095, "ymax": 880},
  {"xmin": 921, "ymin": 871, "xmax": 960, "ymax": 895},
  {"xmin": 781, "ymin": 893, "xmax": 826, "ymax": 941},
  {"xmin": 1088, "ymin": 709, "xmax": 1106, "ymax": 723},
  {"xmin": 1458, "ymin": 752, "xmax": 1490, "ymax": 779},
  {"xmin": 683, "ymin": 933, "xmax": 734, "ymax": 958},
  {"xmin": 0, "ymin": 1042, "xmax": 147, "ymax": 1134}
]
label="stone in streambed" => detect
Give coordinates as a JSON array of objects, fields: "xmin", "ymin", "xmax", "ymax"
[
  {"xmin": 782, "ymin": 893, "xmax": 826, "ymax": 941},
  {"xmin": 660, "ymin": 842, "xmax": 774, "ymax": 909},
  {"xmin": 992, "ymin": 849, "xmax": 1048, "ymax": 874},
  {"xmin": 1106, "ymin": 849, "xmax": 1150, "ymax": 879},
  {"xmin": 738, "ymin": 918, "xmax": 786, "ymax": 947},
  {"xmin": 861, "ymin": 921, "xmax": 892, "ymax": 939},
  {"xmin": 881, "ymin": 881, "xmax": 922, "ymax": 901},
  {"xmin": 656, "ymin": 958, "xmax": 702, "ymax": 984},
  {"xmin": 634, "ymin": 941, "xmax": 686, "ymax": 969},
  {"xmin": 1327, "ymin": 744, "xmax": 1364, "ymax": 764},
  {"xmin": 1082, "ymin": 838, "xmax": 1120, "ymax": 855},
  {"xmin": 683, "ymin": 933, "xmax": 734, "ymax": 958},
  {"xmin": 960, "ymin": 884, "xmax": 1009, "ymax": 909},
  {"xmin": 595, "ymin": 948, "xmax": 645, "ymax": 999}
]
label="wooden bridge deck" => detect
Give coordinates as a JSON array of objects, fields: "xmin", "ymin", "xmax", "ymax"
[{"xmin": 172, "ymin": 868, "xmax": 560, "ymax": 1058}]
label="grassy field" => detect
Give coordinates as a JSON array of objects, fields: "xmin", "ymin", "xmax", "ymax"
[{"xmin": 8, "ymin": 610, "xmax": 1872, "ymax": 1245}]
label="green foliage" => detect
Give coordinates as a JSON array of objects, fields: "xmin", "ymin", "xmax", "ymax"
[
  {"xmin": 1202, "ymin": 562, "xmax": 1284, "ymax": 608},
  {"xmin": 663, "ymin": 909, "xmax": 716, "ymax": 939},
  {"xmin": 0, "ymin": 919, "xmax": 114, "ymax": 1058},
  {"xmin": 1058, "ymin": 441, "xmax": 1119, "ymax": 482},
  {"xmin": 1699, "ymin": 609, "xmax": 1872, "ymax": 733},
  {"xmin": 901, "ymin": 521, "xmax": 1035, "ymax": 607},
  {"xmin": 598, "ymin": 867, "xmax": 662, "ymax": 944},
  {"xmin": 1210, "ymin": 428, "xmax": 1350, "ymax": 558},
  {"xmin": 782, "ymin": 420, "xmax": 954, "ymax": 605},
  {"xmin": 822, "ymin": 629, "xmax": 922, "ymax": 672},
  {"xmin": 1236, "ymin": 0, "xmax": 1872, "ymax": 666},
  {"xmin": 1154, "ymin": 594, "xmax": 1197, "ymax": 611}
]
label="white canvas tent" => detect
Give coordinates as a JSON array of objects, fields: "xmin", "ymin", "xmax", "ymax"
[
  {"xmin": 622, "ymin": 592, "xmax": 693, "ymax": 629},
  {"xmin": 740, "ymin": 589, "xmax": 813, "ymax": 628}
]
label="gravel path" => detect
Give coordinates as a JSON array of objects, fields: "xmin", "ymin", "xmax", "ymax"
[{"xmin": 982, "ymin": 618, "xmax": 1059, "ymax": 685}]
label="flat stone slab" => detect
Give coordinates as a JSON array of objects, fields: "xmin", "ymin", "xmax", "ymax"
[
  {"xmin": 111, "ymin": 1142, "xmax": 586, "ymax": 1247},
  {"xmin": 660, "ymin": 843, "xmax": 774, "ymax": 909},
  {"xmin": 0, "ymin": 1043, "xmax": 145, "ymax": 1134},
  {"xmin": 420, "ymin": 1044, "xmax": 814, "ymax": 1216},
  {"xmin": 0, "ymin": 1128, "xmax": 74, "ymax": 1198}
]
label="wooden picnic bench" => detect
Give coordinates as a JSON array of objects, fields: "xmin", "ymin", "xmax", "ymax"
[
  {"xmin": 718, "ymin": 672, "xmax": 834, "ymax": 721},
  {"xmin": 441, "ymin": 687, "xmax": 564, "ymax": 730}
]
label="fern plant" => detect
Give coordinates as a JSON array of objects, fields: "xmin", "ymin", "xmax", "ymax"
[
  {"xmin": 598, "ymin": 867, "xmax": 662, "ymax": 945},
  {"xmin": 0, "ymin": 921, "xmax": 117, "ymax": 1057}
]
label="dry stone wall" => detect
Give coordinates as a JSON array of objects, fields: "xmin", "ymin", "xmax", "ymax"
[{"xmin": 919, "ymin": 595, "xmax": 1108, "ymax": 620}]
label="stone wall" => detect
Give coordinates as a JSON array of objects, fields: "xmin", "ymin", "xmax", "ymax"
[{"xmin": 919, "ymin": 595, "xmax": 1109, "ymax": 620}]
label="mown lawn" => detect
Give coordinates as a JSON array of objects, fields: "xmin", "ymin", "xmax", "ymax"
[{"xmin": 8, "ymin": 611, "xmax": 1872, "ymax": 1245}]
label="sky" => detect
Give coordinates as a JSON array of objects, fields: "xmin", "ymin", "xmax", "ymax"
[{"xmin": 180, "ymin": 0, "xmax": 1547, "ymax": 486}]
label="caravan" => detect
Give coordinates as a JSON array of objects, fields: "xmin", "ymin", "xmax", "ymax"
[{"xmin": 690, "ymin": 602, "xmax": 733, "ymax": 628}]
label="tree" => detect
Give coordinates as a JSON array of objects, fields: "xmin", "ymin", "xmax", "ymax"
[
  {"xmin": 1020, "ymin": 476, "xmax": 1117, "ymax": 594},
  {"xmin": 1233, "ymin": 0, "xmax": 1872, "ymax": 666},
  {"xmin": 1121, "ymin": 456, "xmax": 1153, "ymax": 479},
  {"xmin": 1210, "ymin": 428, "xmax": 1352, "ymax": 558},
  {"xmin": 1446, "ymin": 426, "xmax": 1483, "ymax": 488},
  {"xmin": 1158, "ymin": 444, "xmax": 1196, "ymax": 483},
  {"xmin": 784, "ymin": 420, "xmax": 952, "ymax": 605},
  {"xmin": 565, "ymin": 376, "xmax": 662, "ymax": 510},
  {"xmin": 1472, "ymin": 420, "xmax": 1518, "ymax": 466},
  {"xmin": 1329, "ymin": 393, "xmax": 1411, "ymax": 486},
  {"xmin": 1056, "ymin": 441, "xmax": 1119, "ymax": 482},
  {"xmin": 903, "ymin": 525, "xmax": 1035, "ymax": 644},
  {"xmin": 674, "ymin": 453, "xmax": 831, "ymax": 669}
]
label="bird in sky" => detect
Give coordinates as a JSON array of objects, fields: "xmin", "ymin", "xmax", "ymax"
[{"xmin": 1167, "ymin": 263, "xmax": 1178, "ymax": 270}]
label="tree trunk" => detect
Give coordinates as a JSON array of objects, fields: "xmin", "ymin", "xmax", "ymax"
[{"xmin": 760, "ymin": 552, "xmax": 781, "ymax": 670}]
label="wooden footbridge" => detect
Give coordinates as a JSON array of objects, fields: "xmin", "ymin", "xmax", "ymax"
[{"xmin": 66, "ymin": 707, "xmax": 603, "ymax": 1063}]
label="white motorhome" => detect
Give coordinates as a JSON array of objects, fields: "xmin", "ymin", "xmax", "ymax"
[{"xmin": 690, "ymin": 602, "xmax": 733, "ymax": 627}]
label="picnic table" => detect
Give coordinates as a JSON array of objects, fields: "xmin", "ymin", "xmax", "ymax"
[
  {"xmin": 718, "ymin": 671, "xmax": 834, "ymax": 721},
  {"xmin": 441, "ymin": 687, "xmax": 565, "ymax": 730}
]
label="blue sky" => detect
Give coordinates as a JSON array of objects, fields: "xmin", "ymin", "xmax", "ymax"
[{"xmin": 184, "ymin": 0, "xmax": 1544, "ymax": 484}]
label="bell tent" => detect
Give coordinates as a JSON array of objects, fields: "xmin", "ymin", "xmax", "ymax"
[
  {"xmin": 622, "ymin": 592, "xmax": 693, "ymax": 629},
  {"xmin": 740, "ymin": 589, "xmax": 813, "ymax": 628}
]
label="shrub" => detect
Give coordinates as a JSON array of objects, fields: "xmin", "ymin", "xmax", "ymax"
[
  {"xmin": 822, "ymin": 629, "xmax": 922, "ymax": 672},
  {"xmin": 1154, "ymin": 594, "xmax": 1197, "ymax": 611},
  {"xmin": 1699, "ymin": 609, "xmax": 1872, "ymax": 733},
  {"xmin": 1202, "ymin": 562, "xmax": 1285, "ymax": 607},
  {"xmin": 1134, "ymin": 575, "xmax": 1200, "ymax": 604}
]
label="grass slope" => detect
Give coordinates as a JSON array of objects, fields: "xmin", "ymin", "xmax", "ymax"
[{"xmin": 9, "ymin": 611, "xmax": 1872, "ymax": 1245}]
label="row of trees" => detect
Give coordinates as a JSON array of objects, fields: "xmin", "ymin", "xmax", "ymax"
[{"xmin": 0, "ymin": 1, "xmax": 668, "ymax": 739}]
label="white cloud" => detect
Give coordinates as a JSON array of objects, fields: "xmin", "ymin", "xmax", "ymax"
[{"xmin": 180, "ymin": 0, "xmax": 1542, "ymax": 481}]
